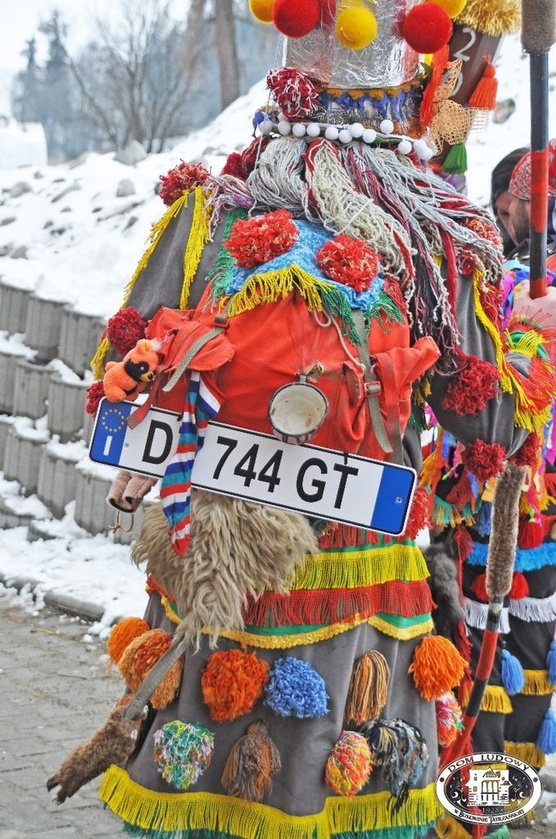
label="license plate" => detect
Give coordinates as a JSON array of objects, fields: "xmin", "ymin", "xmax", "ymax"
[{"xmin": 90, "ymin": 401, "xmax": 416, "ymax": 535}]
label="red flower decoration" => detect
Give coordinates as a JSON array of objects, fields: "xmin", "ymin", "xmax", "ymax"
[
  {"xmin": 86, "ymin": 381, "xmax": 106, "ymax": 417},
  {"xmin": 461, "ymin": 439, "xmax": 506, "ymax": 483},
  {"xmin": 106, "ymin": 307, "xmax": 148, "ymax": 356},
  {"xmin": 266, "ymin": 67, "xmax": 320, "ymax": 119},
  {"xmin": 441, "ymin": 358, "xmax": 499, "ymax": 416},
  {"xmin": 224, "ymin": 209, "xmax": 299, "ymax": 268},
  {"xmin": 317, "ymin": 235, "xmax": 381, "ymax": 291},
  {"xmin": 158, "ymin": 161, "xmax": 209, "ymax": 206},
  {"xmin": 510, "ymin": 432, "xmax": 540, "ymax": 468}
]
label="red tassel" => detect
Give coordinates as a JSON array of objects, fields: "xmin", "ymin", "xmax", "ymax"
[
  {"xmin": 509, "ymin": 571, "xmax": 530, "ymax": 600},
  {"xmin": 517, "ymin": 518, "xmax": 544, "ymax": 549},
  {"xmin": 470, "ymin": 572, "xmax": 489, "ymax": 603},
  {"xmin": 468, "ymin": 60, "xmax": 498, "ymax": 111}
]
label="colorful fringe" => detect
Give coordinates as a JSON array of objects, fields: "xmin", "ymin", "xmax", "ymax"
[
  {"xmin": 504, "ymin": 740, "xmax": 547, "ymax": 769},
  {"xmin": 436, "ymin": 812, "xmax": 510, "ymax": 839}
]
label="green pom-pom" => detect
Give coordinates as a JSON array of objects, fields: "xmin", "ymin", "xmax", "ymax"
[{"xmin": 442, "ymin": 142, "xmax": 468, "ymax": 175}]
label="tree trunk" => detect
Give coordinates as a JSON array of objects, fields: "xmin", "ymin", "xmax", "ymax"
[{"xmin": 215, "ymin": 0, "xmax": 240, "ymax": 111}]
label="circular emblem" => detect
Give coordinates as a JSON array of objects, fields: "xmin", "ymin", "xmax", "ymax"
[
  {"xmin": 100, "ymin": 407, "xmax": 128, "ymax": 434},
  {"xmin": 436, "ymin": 752, "xmax": 542, "ymax": 825}
]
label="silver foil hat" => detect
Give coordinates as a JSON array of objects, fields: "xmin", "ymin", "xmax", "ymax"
[{"xmin": 283, "ymin": 0, "xmax": 421, "ymax": 89}]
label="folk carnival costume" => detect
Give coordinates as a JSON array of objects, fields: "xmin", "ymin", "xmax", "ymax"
[{"xmin": 48, "ymin": 2, "xmax": 554, "ymax": 839}]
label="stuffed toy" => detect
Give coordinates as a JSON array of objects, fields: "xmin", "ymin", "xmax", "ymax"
[{"xmin": 103, "ymin": 339, "xmax": 161, "ymax": 402}]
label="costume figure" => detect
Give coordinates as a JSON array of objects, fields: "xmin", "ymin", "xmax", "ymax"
[{"xmin": 49, "ymin": 3, "xmax": 556, "ymax": 838}]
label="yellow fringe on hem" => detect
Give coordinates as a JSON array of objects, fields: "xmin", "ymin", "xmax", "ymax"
[
  {"xmin": 504, "ymin": 740, "xmax": 547, "ymax": 768},
  {"xmin": 435, "ymin": 812, "xmax": 472, "ymax": 839},
  {"xmin": 293, "ymin": 544, "xmax": 430, "ymax": 590},
  {"xmin": 100, "ymin": 766, "xmax": 442, "ymax": 839},
  {"xmin": 227, "ymin": 266, "xmax": 332, "ymax": 316},
  {"xmin": 520, "ymin": 669, "xmax": 555, "ymax": 695},
  {"xmin": 478, "ymin": 685, "xmax": 513, "ymax": 714},
  {"xmin": 180, "ymin": 187, "xmax": 211, "ymax": 309},
  {"xmin": 367, "ymin": 615, "xmax": 433, "ymax": 639}
]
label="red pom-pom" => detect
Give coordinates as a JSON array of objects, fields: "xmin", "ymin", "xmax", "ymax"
[
  {"xmin": 401, "ymin": 3, "xmax": 453, "ymax": 54},
  {"xmin": 106, "ymin": 307, "xmax": 148, "ymax": 356},
  {"xmin": 517, "ymin": 518, "xmax": 544, "ymax": 550},
  {"xmin": 461, "ymin": 439, "xmax": 506, "ymax": 483},
  {"xmin": 401, "ymin": 487, "xmax": 431, "ymax": 540},
  {"xmin": 441, "ymin": 359, "xmax": 499, "ymax": 416},
  {"xmin": 159, "ymin": 161, "xmax": 209, "ymax": 206},
  {"xmin": 272, "ymin": 0, "xmax": 320, "ymax": 38},
  {"xmin": 221, "ymin": 137, "xmax": 270, "ymax": 180},
  {"xmin": 470, "ymin": 572, "xmax": 488, "ymax": 602},
  {"xmin": 511, "ymin": 432, "xmax": 540, "ymax": 468},
  {"xmin": 267, "ymin": 68, "xmax": 320, "ymax": 118},
  {"xmin": 509, "ymin": 570, "xmax": 530, "ymax": 599},
  {"xmin": 317, "ymin": 234, "xmax": 381, "ymax": 291},
  {"xmin": 86, "ymin": 380, "xmax": 106, "ymax": 417},
  {"xmin": 224, "ymin": 209, "xmax": 299, "ymax": 268}
]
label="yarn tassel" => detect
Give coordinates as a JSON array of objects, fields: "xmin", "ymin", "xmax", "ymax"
[
  {"xmin": 221, "ymin": 720, "xmax": 281, "ymax": 802},
  {"xmin": 442, "ymin": 142, "xmax": 468, "ymax": 175},
  {"xmin": 500, "ymin": 648, "xmax": 525, "ymax": 695},
  {"xmin": 536, "ymin": 709, "xmax": 556, "ymax": 754},
  {"xmin": 547, "ymin": 640, "xmax": 556, "ymax": 686},
  {"xmin": 344, "ymin": 650, "xmax": 391, "ymax": 725},
  {"xmin": 468, "ymin": 61, "xmax": 498, "ymax": 111}
]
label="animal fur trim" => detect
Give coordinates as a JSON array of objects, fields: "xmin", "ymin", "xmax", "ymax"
[{"xmin": 132, "ymin": 492, "xmax": 318, "ymax": 649}]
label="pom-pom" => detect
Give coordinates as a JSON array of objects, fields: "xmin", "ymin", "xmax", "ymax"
[
  {"xmin": 106, "ymin": 616, "xmax": 150, "ymax": 664},
  {"xmin": 158, "ymin": 161, "xmax": 209, "ymax": 206},
  {"xmin": 500, "ymin": 648, "xmax": 525, "ymax": 695},
  {"xmin": 335, "ymin": 7, "xmax": 378, "ymax": 50},
  {"xmin": 547, "ymin": 640, "xmax": 556, "ymax": 686},
  {"xmin": 360, "ymin": 718, "xmax": 429, "ymax": 806},
  {"xmin": 441, "ymin": 359, "xmax": 499, "ymax": 416},
  {"xmin": 224, "ymin": 209, "xmax": 299, "ymax": 268},
  {"xmin": 468, "ymin": 60, "xmax": 498, "ymax": 111},
  {"xmin": 154, "ymin": 720, "xmax": 214, "ymax": 790},
  {"xmin": 430, "ymin": 0, "xmax": 467, "ymax": 17},
  {"xmin": 509, "ymin": 570, "xmax": 530, "ymax": 599},
  {"xmin": 345, "ymin": 651, "xmax": 390, "ymax": 725},
  {"xmin": 400, "ymin": 487, "xmax": 431, "ymax": 541},
  {"xmin": 106, "ymin": 307, "xmax": 148, "ymax": 357},
  {"xmin": 511, "ymin": 432, "xmax": 540, "ymax": 468},
  {"xmin": 408, "ymin": 635, "xmax": 467, "ymax": 700},
  {"xmin": 265, "ymin": 657, "xmax": 329, "ymax": 718},
  {"xmin": 266, "ymin": 68, "xmax": 319, "ymax": 118},
  {"xmin": 401, "ymin": 3, "xmax": 453, "ymax": 54},
  {"xmin": 461, "ymin": 439, "xmax": 506, "ymax": 483},
  {"xmin": 470, "ymin": 571, "xmax": 489, "ymax": 602},
  {"xmin": 221, "ymin": 136, "xmax": 270, "ymax": 180},
  {"xmin": 517, "ymin": 518, "xmax": 544, "ymax": 550},
  {"xmin": 221, "ymin": 719, "xmax": 281, "ymax": 801},
  {"xmin": 317, "ymin": 234, "xmax": 381, "ymax": 291},
  {"xmin": 201, "ymin": 649, "xmax": 269, "ymax": 722},
  {"xmin": 248, "ymin": 0, "xmax": 275, "ymax": 24},
  {"xmin": 442, "ymin": 142, "xmax": 468, "ymax": 175},
  {"xmin": 272, "ymin": 0, "xmax": 320, "ymax": 38},
  {"xmin": 85, "ymin": 380, "xmax": 106, "ymax": 417},
  {"xmin": 324, "ymin": 731, "xmax": 372, "ymax": 796},
  {"xmin": 435, "ymin": 692, "xmax": 464, "ymax": 747},
  {"xmin": 536, "ymin": 708, "xmax": 556, "ymax": 755},
  {"xmin": 118, "ymin": 628, "xmax": 183, "ymax": 709}
]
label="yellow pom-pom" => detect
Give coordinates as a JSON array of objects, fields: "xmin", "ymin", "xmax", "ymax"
[
  {"xmin": 107, "ymin": 616, "xmax": 150, "ymax": 664},
  {"xmin": 249, "ymin": 0, "xmax": 275, "ymax": 23},
  {"xmin": 408, "ymin": 634, "xmax": 467, "ymax": 701},
  {"xmin": 325, "ymin": 730, "xmax": 372, "ymax": 796},
  {"xmin": 430, "ymin": 0, "xmax": 467, "ymax": 18},
  {"xmin": 336, "ymin": 8, "xmax": 378, "ymax": 50}
]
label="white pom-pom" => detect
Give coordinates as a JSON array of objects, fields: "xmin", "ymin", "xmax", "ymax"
[
  {"xmin": 259, "ymin": 119, "xmax": 274, "ymax": 136},
  {"xmin": 398, "ymin": 139, "xmax": 413, "ymax": 155},
  {"xmin": 350, "ymin": 122, "xmax": 364, "ymax": 139},
  {"xmin": 412, "ymin": 138, "xmax": 429, "ymax": 158},
  {"xmin": 278, "ymin": 121, "xmax": 292, "ymax": 136},
  {"xmin": 306, "ymin": 122, "xmax": 321, "ymax": 138},
  {"xmin": 418, "ymin": 145, "xmax": 434, "ymax": 162},
  {"xmin": 325, "ymin": 126, "xmax": 339, "ymax": 141},
  {"xmin": 292, "ymin": 123, "xmax": 307, "ymax": 137},
  {"xmin": 362, "ymin": 128, "xmax": 377, "ymax": 144},
  {"xmin": 339, "ymin": 128, "xmax": 352, "ymax": 144},
  {"xmin": 380, "ymin": 119, "xmax": 394, "ymax": 135}
]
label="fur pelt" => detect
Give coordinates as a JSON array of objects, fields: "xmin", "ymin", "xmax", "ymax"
[
  {"xmin": 46, "ymin": 695, "xmax": 142, "ymax": 803},
  {"xmin": 424, "ymin": 536, "xmax": 464, "ymax": 638},
  {"xmin": 132, "ymin": 491, "xmax": 318, "ymax": 649}
]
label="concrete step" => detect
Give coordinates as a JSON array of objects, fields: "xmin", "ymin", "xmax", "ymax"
[
  {"xmin": 36, "ymin": 439, "xmax": 88, "ymax": 518},
  {"xmin": 12, "ymin": 358, "xmax": 52, "ymax": 420},
  {"xmin": 0, "ymin": 280, "xmax": 32, "ymax": 334},
  {"xmin": 0, "ymin": 342, "xmax": 36, "ymax": 414},
  {"xmin": 58, "ymin": 306, "xmax": 105, "ymax": 377},
  {"xmin": 47, "ymin": 369, "xmax": 88, "ymax": 441},
  {"xmin": 24, "ymin": 294, "xmax": 66, "ymax": 363},
  {"xmin": 2, "ymin": 419, "xmax": 50, "ymax": 496},
  {"xmin": 0, "ymin": 414, "xmax": 16, "ymax": 470}
]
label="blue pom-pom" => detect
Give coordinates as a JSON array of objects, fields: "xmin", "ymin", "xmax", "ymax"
[
  {"xmin": 500, "ymin": 649, "xmax": 525, "ymax": 695},
  {"xmin": 536, "ymin": 709, "xmax": 556, "ymax": 755},
  {"xmin": 547, "ymin": 640, "xmax": 556, "ymax": 686},
  {"xmin": 264, "ymin": 657, "xmax": 329, "ymax": 718}
]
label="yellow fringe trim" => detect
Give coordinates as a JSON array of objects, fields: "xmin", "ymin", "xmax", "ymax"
[
  {"xmin": 504, "ymin": 740, "xmax": 546, "ymax": 769},
  {"xmin": 478, "ymin": 685, "xmax": 513, "ymax": 714},
  {"xmin": 100, "ymin": 766, "xmax": 441, "ymax": 838},
  {"xmin": 472, "ymin": 270, "xmax": 512, "ymax": 393},
  {"xmin": 455, "ymin": 0, "xmax": 521, "ymax": 37},
  {"xmin": 292, "ymin": 544, "xmax": 430, "ymax": 591},
  {"xmin": 161, "ymin": 594, "xmax": 180, "ymax": 625},
  {"xmin": 180, "ymin": 186, "xmax": 211, "ymax": 309},
  {"xmin": 436, "ymin": 812, "xmax": 472, "ymax": 839},
  {"xmin": 520, "ymin": 669, "xmax": 555, "ymax": 696},
  {"xmin": 90, "ymin": 336, "xmax": 111, "ymax": 380},
  {"xmin": 226, "ymin": 266, "xmax": 332, "ymax": 316},
  {"xmin": 367, "ymin": 615, "xmax": 433, "ymax": 640}
]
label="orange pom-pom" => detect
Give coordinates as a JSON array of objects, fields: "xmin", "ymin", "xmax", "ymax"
[
  {"xmin": 408, "ymin": 635, "xmax": 467, "ymax": 700},
  {"xmin": 201, "ymin": 649, "xmax": 269, "ymax": 722},
  {"xmin": 107, "ymin": 616, "xmax": 150, "ymax": 664},
  {"xmin": 118, "ymin": 628, "xmax": 183, "ymax": 709}
]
